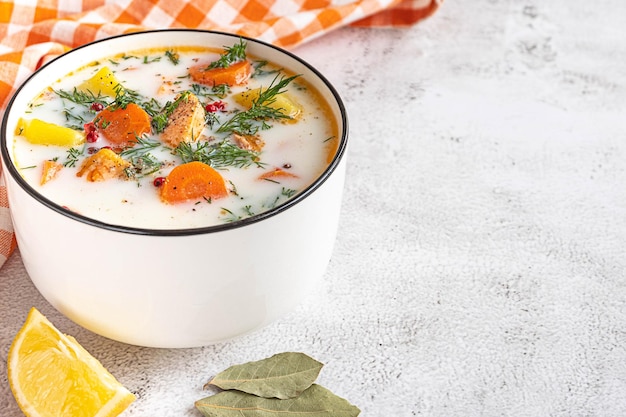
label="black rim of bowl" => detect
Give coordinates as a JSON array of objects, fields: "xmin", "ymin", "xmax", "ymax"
[{"xmin": 0, "ymin": 29, "xmax": 348, "ymax": 237}]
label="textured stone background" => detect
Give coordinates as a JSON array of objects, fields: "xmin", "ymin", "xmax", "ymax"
[{"xmin": 2, "ymin": 1, "xmax": 626, "ymax": 416}]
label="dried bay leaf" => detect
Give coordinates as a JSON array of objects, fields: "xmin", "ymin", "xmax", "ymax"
[
  {"xmin": 207, "ymin": 352, "xmax": 323, "ymax": 399},
  {"xmin": 195, "ymin": 383, "xmax": 360, "ymax": 417}
]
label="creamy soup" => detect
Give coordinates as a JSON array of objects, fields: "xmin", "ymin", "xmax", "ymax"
[{"xmin": 11, "ymin": 40, "xmax": 338, "ymax": 229}]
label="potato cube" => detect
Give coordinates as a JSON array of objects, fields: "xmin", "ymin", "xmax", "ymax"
[
  {"xmin": 233, "ymin": 88, "xmax": 302, "ymax": 120},
  {"xmin": 77, "ymin": 66, "xmax": 122, "ymax": 97}
]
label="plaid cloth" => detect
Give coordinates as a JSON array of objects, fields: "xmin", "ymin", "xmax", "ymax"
[{"xmin": 0, "ymin": 0, "xmax": 441, "ymax": 266}]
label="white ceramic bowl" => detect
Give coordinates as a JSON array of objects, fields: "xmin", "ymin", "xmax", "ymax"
[{"xmin": 0, "ymin": 30, "xmax": 347, "ymax": 348}]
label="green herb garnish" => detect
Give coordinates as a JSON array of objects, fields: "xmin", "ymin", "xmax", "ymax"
[
  {"xmin": 124, "ymin": 153, "xmax": 162, "ymax": 178},
  {"xmin": 54, "ymin": 88, "xmax": 110, "ymax": 108},
  {"xmin": 165, "ymin": 49, "xmax": 180, "ymax": 65},
  {"xmin": 216, "ymin": 74, "xmax": 299, "ymax": 136},
  {"xmin": 145, "ymin": 91, "xmax": 191, "ymax": 133},
  {"xmin": 211, "ymin": 84, "xmax": 230, "ymax": 98},
  {"xmin": 263, "ymin": 187, "xmax": 298, "ymax": 209},
  {"xmin": 219, "ymin": 207, "xmax": 240, "ymax": 222},
  {"xmin": 189, "ymin": 83, "xmax": 228, "ymax": 99},
  {"xmin": 63, "ymin": 147, "xmax": 83, "ymax": 167},
  {"xmin": 112, "ymin": 84, "xmax": 143, "ymax": 109},
  {"xmin": 143, "ymin": 55, "xmax": 161, "ymax": 64},
  {"xmin": 175, "ymin": 139, "xmax": 263, "ymax": 169},
  {"xmin": 120, "ymin": 137, "xmax": 164, "ymax": 178},
  {"xmin": 281, "ymin": 187, "xmax": 297, "ymax": 198},
  {"xmin": 206, "ymin": 39, "xmax": 247, "ymax": 70},
  {"xmin": 119, "ymin": 137, "xmax": 162, "ymax": 158},
  {"xmin": 252, "ymin": 60, "xmax": 281, "ymax": 77},
  {"xmin": 62, "ymin": 106, "xmax": 87, "ymax": 129}
]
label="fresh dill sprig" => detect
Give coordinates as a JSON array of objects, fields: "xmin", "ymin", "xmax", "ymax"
[
  {"xmin": 231, "ymin": 187, "xmax": 298, "ymax": 219},
  {"xmin": 165, "ymin": 50, "xmax": 180, "ymax": 65},
  {"xmin": 211, "ymin": 84, "xmax": 231, "ymax": 99},
  {"xmin": 189, "ymin": 83, "xmax": 229, "ymax": 99},
  {"xmin": 211, "ymin": 84, "xmax": 230, "ymax": 98},
  {"xmin": 219, "ymin": 207, "xmax": 241, "ymax": 223},
  {"xmin": 120, "ymin": 137, "xmax": 164, "ymax": 178},
  {"xmin": 190, "ymin": 83, "xmax": 212, "ymax": 98},
  {"xmin": 54, "ymin": 88, "xmax": 110, "ymax": 108},
  {"xmin": 55, "ymin": 88, "xmax": 110, "ymax": 130},
  {"xmin": 261, "ymin": 177, "xmax": 280, "ymax": 184},
  {"xmin": 216, "ymin": 74, "xmax": 300, "ymax": 135},
  {"xmin": 119, "ymin": 137, "xmax": 162, "ymax": 158},
  {"xmin": 281, "ymin": 187, "xmax": 297, "ymax": 198},
  {"xmin": 64, "ymin": 147, "xmax": 83, "ymax": 167},
  {"xmin": 228, "ymin": 180, "xmax": 238, "ymax": 196},
  {"xmin": 264, "ymin": 187, "xmax": 298, "ymax": 209},
  {"xmin": 175, "ymin": 139, "xmax": 263, "ymax": 169},
  {"xmin": 252, "ymin": 60, "xmax": 281, "ymax": 77},
  {"xmin": 140, "ymin": 97, "xmax": 162, "ymax": 118},
  {"xmin": 124, "ymin": 153, "xmax": 162, "ymax": 178},
  {"xmin": 62, "ymin": 106, "xmax": 87, "ymax": 129},
  {"xmin": 145, "ymin": 91, "xmax": 191, "ymax": 133},
  {"xmin": 143, "ymin": 55, "xmax": 161, "ymax": 64},
  {"xmin": 112, "ymin": 84, "xmax": 143, "ymax": 109},
  {"xmin": 206, "ymin": 39, "xmax": 247, "ymax": 69}
]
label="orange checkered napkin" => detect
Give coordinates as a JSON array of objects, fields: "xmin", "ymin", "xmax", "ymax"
[{"xmin": 0, "ymin": 0, "xmax": 441, "ymax": 267}]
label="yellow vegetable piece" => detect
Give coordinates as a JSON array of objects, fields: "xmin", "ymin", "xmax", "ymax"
[
  {"xmin": 77, "ymin": 66, "xmax": 123, "ymax": 97},
  {"xmin": 233, "ymin": 88, "xmax": 302, "ymax": 120},
  {"xmin": 7, "ymin": 307, "xmax": 136, "ymax": 417},
  {"xmin": 16, "ymin": 118, "xmax": 85, "ymax": 146}
]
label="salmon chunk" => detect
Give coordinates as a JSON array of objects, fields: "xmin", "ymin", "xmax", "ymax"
[
  {"xmin": 40, "ymin": 160, "xmax": 63, "ymax": 185},
  {"xmin": 161, "ymin": 92, "xmax": 206, "ymax": 147},
  {"xmin": 77, "ymin": 148, "xmax": 130, "ymax": 182},
  {"xmin": 232, "ymin": 132, "xmax": 265, "ymax": 152}
]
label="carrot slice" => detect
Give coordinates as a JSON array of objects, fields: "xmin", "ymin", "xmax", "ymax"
[
  {"xmin": 160, "ymin": 161, "xmax": 228, "ymax": 203},
  {"xmin": 95, "ymin": 103, "xmax": 151, "ymax": 147},
  {"xmin": 258, "ymin": 168, "xmax": 299, "ymax": 181},
  {"xmin": 189, "ymin": 60, "xmax": 252, "ymax": 87}
]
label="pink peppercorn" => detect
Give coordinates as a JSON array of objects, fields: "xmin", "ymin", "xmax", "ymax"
[
  {"xmin": 153, "ymin": 177, "xmax": 166, "ymax": 187},
  {"xmin": 84, "ymin": 122, "xmax": 99, "ymax": 143},
  {"xmin": 205, "ymin": 100, "xmax": 226, "ymax": 113}
]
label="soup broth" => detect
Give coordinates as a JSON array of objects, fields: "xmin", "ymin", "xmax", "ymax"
[{"xmin": 11, "ymin": 41, "xmax": 338, "ymax": 229}]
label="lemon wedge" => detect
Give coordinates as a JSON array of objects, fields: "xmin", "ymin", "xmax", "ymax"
[{"xmin": 7, "ymin": 307, "xmax": 136, "ymax": 417}]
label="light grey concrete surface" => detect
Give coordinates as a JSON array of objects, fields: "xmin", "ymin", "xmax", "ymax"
[{"xmin": 2, "ymin": 1, "xmax": 626, "ymax": 415}]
